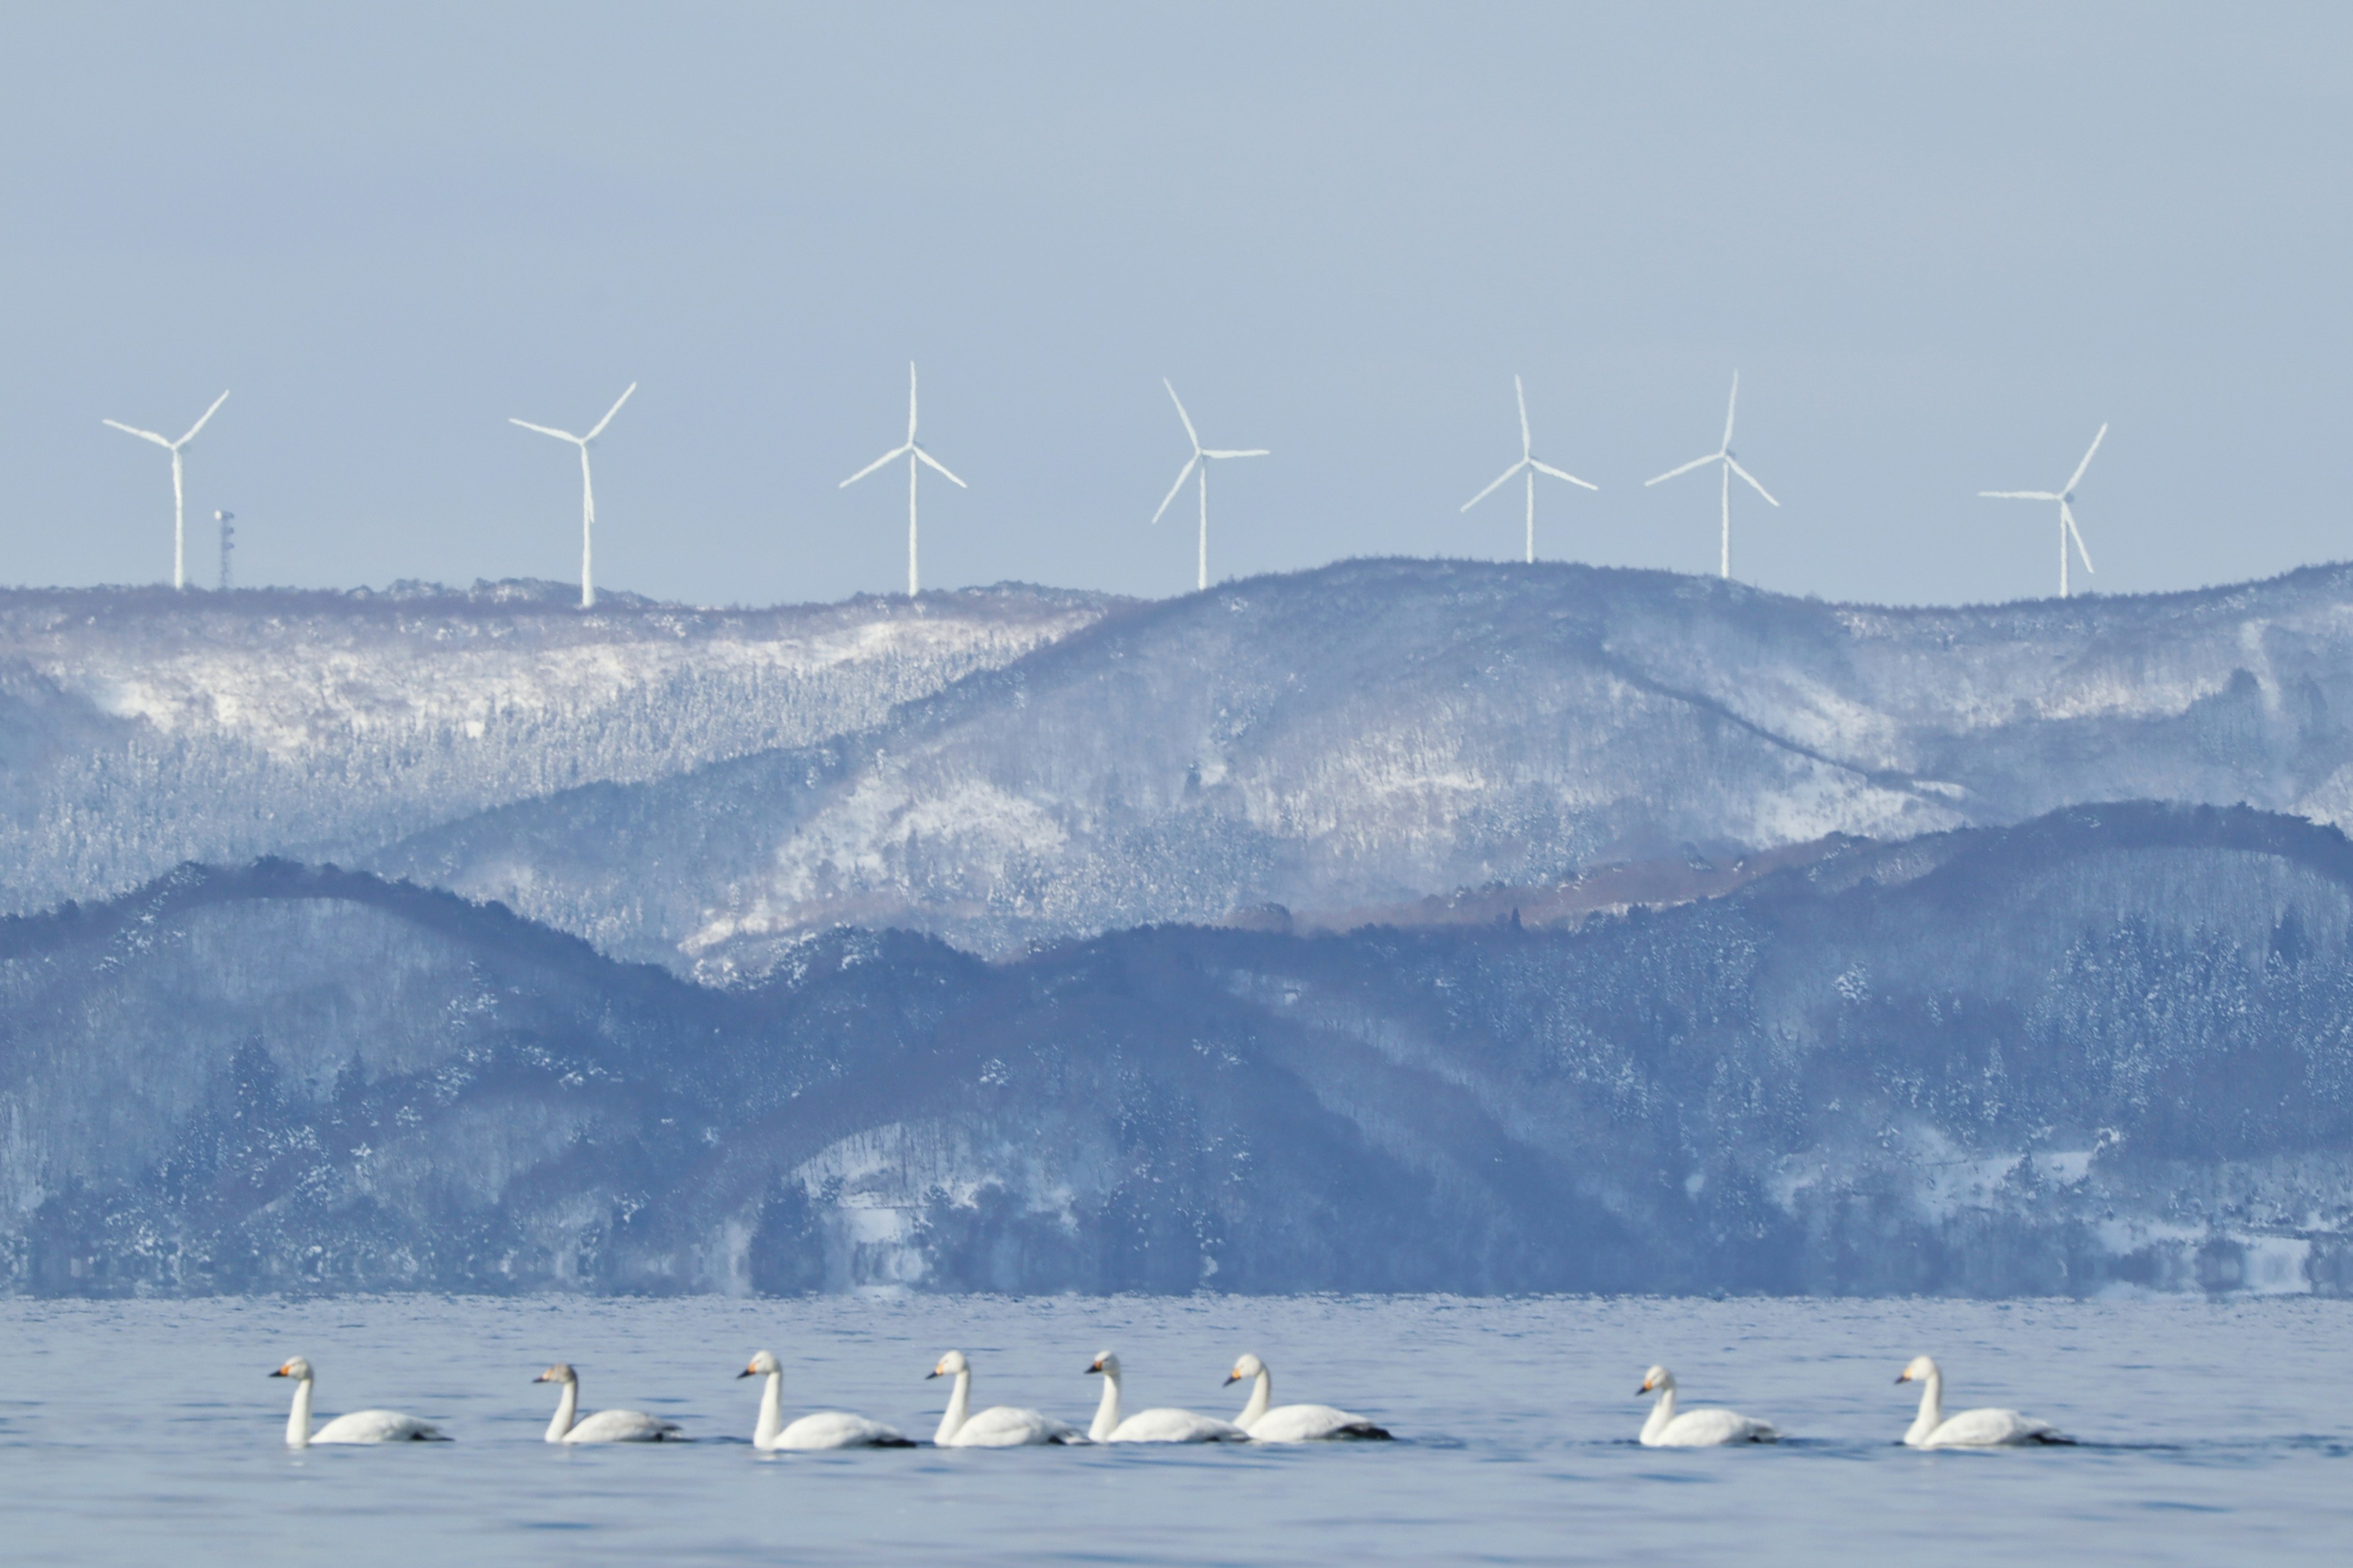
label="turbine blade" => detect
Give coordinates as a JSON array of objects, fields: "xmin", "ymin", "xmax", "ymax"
[
  {"xmin": 839, "ymin": 444, "xmax": 911, "ymax": 487},
  {"xmin": 2064, "ymin": 502, "xmax": 2095, "ymax": 574},
  {"xmin": 1531, "ymin": 460, "xmax": 1599, "ymax": 491},
  {"xmin": 176, "ymin": 388, "xmax": 230, "ymax": 446},
  {"xmin": 1726, "ymin": 456, "xmax": 1779, "ymax": 506},
  {"xmin": 907, "ymin": 362, "xmax": 919, "ymax": 444},
  {"xmin": 1515, "ymin": 374, "xmax": 1531, "ymax": 459},
  {"xmin": 510, "ymin": 419, "xmax": 582, "ymax": 442},
  {"xmin": 915, "ymin": 447, "xmax": 966, "ymax": 487},
  {"xmin": 1163, "ymin": 379, "xmax": 1201, "ymax": 453},
  {"xmin": 1721, "ymin": 371, "xmax": 1740, "ymax": 453},
  {"xmin": 2064, "ymin": 422, "xmax": 2109, "ymax": 494},
  {"xmin": 1979, "ymin": 490, "xmax": 2058, "ymax": 500},
  {"xmin": 583, "ymin": 382, "xmax": 637, "ymax": 442},
  {"xmin": 1151, "ymin": 455, "xmax": 1199, "ymax": 524},
  {"xmin": 1645, "ymin": 453, "xmax": 1718, "ymax": 486},
  {"xmin": 1461, "ymin": 461, "xmax": 1527, "ymax": 512},
  {"xmin": 102, "ymin": 419, "xmax": 174, "ymax": 449},
  {"xmin": 1201, "ymin": 448, "xmax": 1268, "ymax": 459}
]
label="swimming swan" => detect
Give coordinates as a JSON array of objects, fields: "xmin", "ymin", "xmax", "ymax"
[
  {"xmin": 1085, "ymin": 1351, "xmax": 1245, "ymax": 1442},
  {"xmin": 739, "ymin": 1349, "xmax": 912, "ymax": 1449},
  {"xmin": 534, "ymin": 1363, "xmax": 682, "ymax": 1444},
  {"xmin": 927, "ymin": 1350, "xmax": 1085, "ymax": 1446},
  {"xmin": 271, "ymin": 1357, "xmax": 449, "ymax": 1447},
  {"xmin": 1636, "ymin": 1366, "xmax": 1778, "ymax": 1447},
  {"xmin": 1896, "ymin": 1355, "xmax": 2069, "ymax": 1447},
  {"xmin": 1224, "ymin": 1352, "xmax": 1391, "ymax": 1441}
]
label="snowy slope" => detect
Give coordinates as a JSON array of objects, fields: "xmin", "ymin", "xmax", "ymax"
[
  {"xmin": 0, "ymin": 580, "xmax": 1113, "ymax": 916},
  {"xmin": 9, "ymin": 805, "xmax": 2353, "ymax": 1297},
  {"xmin": 374, "ymin": 558, "xmax": 2353, "ymax": 972}
]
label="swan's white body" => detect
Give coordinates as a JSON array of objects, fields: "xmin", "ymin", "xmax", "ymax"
[
  {"xmin": 272, "ymin": 1357, "xmax": 448, "ymax": 1447},
  {"xmin": 1636, "ymin": 1366, "xmax": 1778, "ymax": 1447},
  {"xmin": 740, "ymin": 1350, "xmax": 910, "ymax": 1450},
  {"xmin": 929, "ymin": 1350, "xmax": 1085, "ymax": 1447},
  {"xmin": 1898, "ymin": 1356, "xmax": 2067, "ymax": 1449},
  {"xmin": 1225, "ymin": 1354, "xmax": 1391, "ymax": 1442},
  {"xmin": 1086, "ymin": 1352, "xmax": 1245, "ymax": 1443},
  {"xmin": 536, "ymin": 1363, "xmax": 682, "ymax": 1444}
]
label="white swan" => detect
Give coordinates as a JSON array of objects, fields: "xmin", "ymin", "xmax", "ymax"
[
  {"xmin": 1224, "ymin": 1352, "xmax": 1391, "ymax": 1442},
  {"xmin": 739, "ymin": 1349, "xmax": 912, "ymax": 1450},
  {"xmin": 1896, "ymin": 1355, "xmax": 2069, "ymax": 1448},
  {"xmin": 1085, "ymin": 1351, "xmax": 1245, "ymax": 1442},
  {"xmin": 272, "ymin": 1357, "xmax": 449, "ymax": 1447},
  {"xmin": 927, "ymin": 1350, "xmax": 1085, "ymax": 1446},
  {"xmin": 1636, "ymin": 1366, "xmax": 1778, "ymax": 1447},
  {"xmin": 534, "ymin": 1363, "xmax": 682, "ymax": 1444}
]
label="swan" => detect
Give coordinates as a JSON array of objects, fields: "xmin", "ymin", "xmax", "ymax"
[
  {"xmin": 738, "ymin": 1350, "xmax": 912, "ymax": 1449},
  {"xmin": 1896, "ymin": 1355, "xmax": 2069, "ymax": 1448},
  {"xmin": 1635, "ymin": 1366, "xmax": 1778, "ymax": 1447},
  {"xmin": 1085, "ymin": 1351, "xmax": 1245, "ymax": 1442},
  {"xmin": 927, "ymin": 1350, "xmax": 1086, "ymax": 1446},
  {"xmin": 534, "ymin": 1363, "xmax": 682, "ymax": 1444},
  {"xmin": 1224, "ymin": 1352, "xmax": 1392, "ymax": 1441},
  {"xmin": 271, "ymin": 1357, "xmax": 449, "ymax": 1447}
]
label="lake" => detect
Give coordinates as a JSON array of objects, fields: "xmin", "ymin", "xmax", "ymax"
[{"xmin": 1, "ymin": 1293, "xmax": 2347, "ymax": 1565}]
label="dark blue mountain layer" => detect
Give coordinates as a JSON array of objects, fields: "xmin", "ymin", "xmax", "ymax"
[{"xmin": 5, "ymin": 801, "xmax": 2351, "ymax": 1297}]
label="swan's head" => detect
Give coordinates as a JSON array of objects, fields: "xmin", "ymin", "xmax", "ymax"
[
  {"xmin": 270, "ymin": 1357, "xmax": 313, "ymax": 1382},
  {"xmin": 1896, "ymin": 1355, "xmax": 1940, "ymax": 1385},
  {"xmin": 928, "ymin": 1350, "xmax": 969, "ymax": 1380},
  {"xmin": 1087, "ymin": 1350, "xmax": 1121, "ymax": 1377},
  {"xmin": 1637, "ymin": 1365, "xmax": 1675, "ymax": 1395},
  {"xmin": 1225, "ymin": 1352, "xmax": 1266, "ymax": 1386},
  {"xmin": 534, "ymin": 1363, "xmax": 577, "ymax": 1386},
  {"xmin": 739, "ymin": 1349, "xmax": 781, "ymax": 1380}
]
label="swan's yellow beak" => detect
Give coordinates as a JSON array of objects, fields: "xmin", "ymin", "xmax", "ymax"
[
  {"xmin": 1896, "ymin": 1370, "xmax": 1913, "ymax": 1384},
  {"xmin": 1224, "ymin": 1370, "xmax": 1243, "ymax": 1385},
  {"xmin": 1639, "ymin": 1377, "xmax": 1654, "ymax": 1394},
  {"xmin": 270, "ymin": 1365, "xmax": 287, "ymax": 1378},
  {"xmin": 1086, "ymin": 1359, "xmax": 1104, "ymax": 1374},
  {"xmin": 926, "ymin": 1363, "xmax": 944, "ymax": 1379},
  {"xmin": 737, "ymin": 1365, "xmax": 757, "ymax": 1379}
]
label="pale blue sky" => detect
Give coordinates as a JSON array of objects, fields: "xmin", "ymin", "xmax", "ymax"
[{"xmin": 2, "ymin": 2, "xmax": 2346, "ymax": 607}]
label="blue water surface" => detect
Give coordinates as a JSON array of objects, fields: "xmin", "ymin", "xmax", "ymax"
[{"xmin": 1, "ymin": 1293, "xmax": 2346, "ymax": 1565}]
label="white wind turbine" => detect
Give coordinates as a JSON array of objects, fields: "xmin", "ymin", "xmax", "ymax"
[
  {"xmin": 839, "ymin": 363, "xmax": 966, "ymax": 597},
  {"xmin": 1645, "ymin": 373, "xmax": 1778, "ymax": 578},
  {"xmin": 103, "ymin": 390, "xmax": 229, "ymax": 590},
  {"xmin": 1980, "ymin": 423, "xmax": 2107, "ymax": 599},
  {"xmin": 1151, "ymin": 379, "xmax": 1267, "ymax": 592},
  {"xmin": 1460, "ymin": 376, "xmax": 1597, "ymax": 562},
  {"xmin": 511, "ymin": 382, "xmax": 636, "ymax": 610}
]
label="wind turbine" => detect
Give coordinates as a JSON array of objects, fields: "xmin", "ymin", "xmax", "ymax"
[
  {"xmin": 1980, "ymin": 423, "xmax": 2106, "ymax": 599},
  {"xmin": 839, "ymin": 363, "xmax": 965, "ymax": 597},
  {"xmin": 1151, "ymin": 379, "xmax": 1267, "ymax": 591},
  {"xmin": 1645, "ymin": 373, "xmax": 1778, "ymax": 578},
  {"xmin": 510, "ymin": 382, "xmax": 635, "ymax": 610},
  {"xmin": 103, "ymin": 390, "xmax": 229, "ymax": 590},
  {"xmin": 1460, "ymin": 375, "xmax": 1597, "ymax": 562}
]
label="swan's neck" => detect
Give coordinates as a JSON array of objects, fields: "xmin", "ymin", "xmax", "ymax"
[
  {"xmin": 755, "ymin": 1371, "xmax": 785, "ymax": 1447},
  {"xmin": 1906, "ymin": 1372, "xmax": 1944, "ymax": 1444},
  {"xmin": 1238, "ymin": 1369, "xmax": 1271, "ymax": 1428},
  {"xmin": 1640, "ymin": 1385, "xmax": 1678, "ymax": 1444},
  {"xmin": 286, "ymin": 1377, "xmax": 314, "ymax": 1448},
  {"xmin": 934, "ymin": 1370, "xmax": 972, "ymax": 1445},
  {"xmin": 1089, "ymin": 1370, "xmax": 1123, "ymax": 1443},
  {"xmin": 545, "ymin": 1379, "xmax": 579, "ymax": 1442}
]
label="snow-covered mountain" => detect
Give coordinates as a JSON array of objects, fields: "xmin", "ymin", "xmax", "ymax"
[
  {"xmin": 0, "ymin": 580, "xmax": 1113, "ymax": 917},
  {"xmin": 372, "ymin": 558, "xmax": 2353, "ymax": 974},
  {"xmin": 8, "ymin": 804, "xmax": 2350, "ymax": 1297}
]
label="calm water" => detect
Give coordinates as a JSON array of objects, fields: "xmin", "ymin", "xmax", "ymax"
[{"xmin": 1, "ymin": 1293, "xmax": 2347, "ymax": 1566}]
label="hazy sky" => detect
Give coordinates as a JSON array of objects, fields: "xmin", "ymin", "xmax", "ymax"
[{"xmin": 2, "ymin": 3, "xmax": 2347, "ymax": 608}]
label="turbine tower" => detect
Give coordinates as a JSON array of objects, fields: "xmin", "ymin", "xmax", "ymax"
[
  {"xmin": 1151, "ymin": 379, "xmax": 1267, "ymax": 591},
  {"xmin": 1644, "ymin": 373, "xmax": 1778, "ymax": 578},
  {"xmin": 839, "ymin": 363, "xmax": 965, "ymax": 597},
  {"xmin": 215, "ymin": 510, "xmax": 235, "ymax": 590},
  {"xmin": 1979, "ymin": 423, "xmax": 2107, "ymax": 599},
  {"xmin": 1460, "ymin": 375, "xmax": 1597, "ymax": 563},
  {"xmin": 103, "ymin": 390, "xmax": 229, "ymax": 590},
  {"xmin": 510, "ymin": 382, "xmax": 636, "ymax": 610}
]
